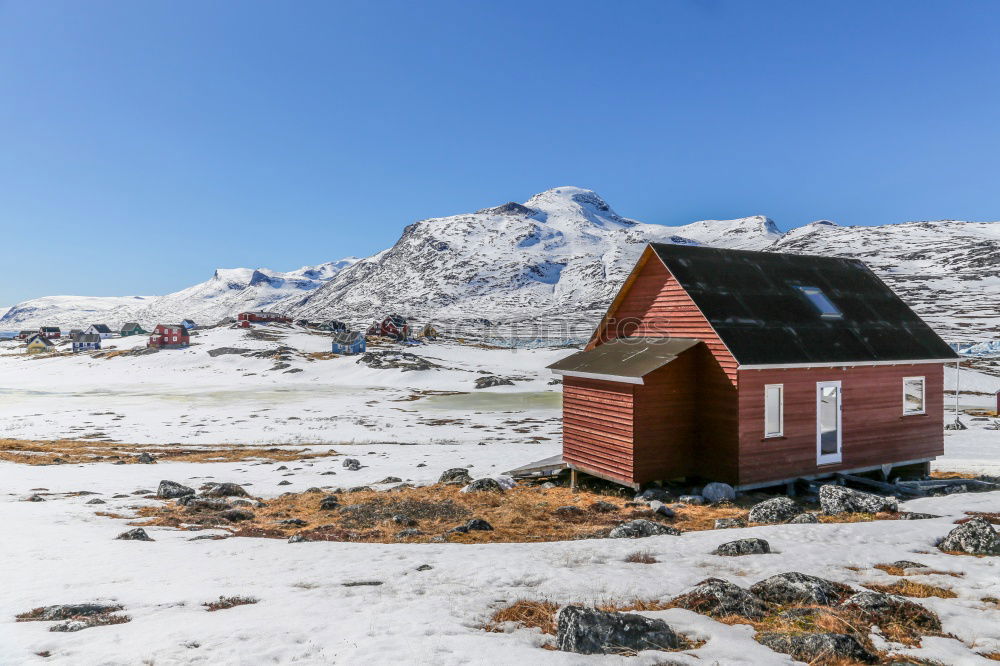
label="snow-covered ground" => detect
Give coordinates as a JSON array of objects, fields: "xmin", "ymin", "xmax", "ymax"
[
  {"xmin": 2, "ymin": 325, "xmax": 1000, "ymax": 664},
  {"xmin": 0, "ymin": 326, "xmax": 566, "ymax": 448},
  {"xmin": 3, "ymin": 452, "xmax": 1000, "ymax": 664}
]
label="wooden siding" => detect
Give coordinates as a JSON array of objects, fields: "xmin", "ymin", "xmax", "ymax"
[
  {"xmin": 737, "ymin": 363, "xmax": 945, "ymax": 486},
  {"xmin": 589, "ymin": 248, "xmax": 739, "ymax": 385},
  {"xmin": 632, "ymin": 347, "xmax": 697, "ymax": 483},
  {"xmin": 562, "ymin": 377, "xmax": 635, "ymax": 484}
]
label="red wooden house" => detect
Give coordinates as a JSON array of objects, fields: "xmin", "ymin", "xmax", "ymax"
[
  {"xmin": 547, "ymin": 243, "xmax": 958, "ymax": 491},
  {"xmin": 237, "ymin": 311, "xmax": 293, "ymax": 328},
  {"xmin": 148, "ymin": 324, "xmax": 190, "ymax": 349}
]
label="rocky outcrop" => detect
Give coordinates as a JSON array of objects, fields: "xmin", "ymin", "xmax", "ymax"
[
  {"xmin": 157, "ymin": 480, "xmax": 194, "ymax": 499},
  {"xmin": 938, "ymin": 517, "xmax": 1000, "ymax": 555},
  {"xmin": 702, "ymin": 482, "xmax": 736, "ymax": 503},
  {"xmin": 756, "ymin": 632, "xmax": 877, "ymax": 664},
  {"xmin": 841, "ymin": 591, "xmax": 941, "ymax": 631},
  {"xmin": 748, "ymin": 497, "xmax": 799, "ymax": 524},
  {"xmin": 749, "ymin": 572, "xmax": 853, "ymax": 606},
  {"xmin": 669, "ymin": 578, "xmax": 767, "ymax": 619},
  {"xmin": 556, "ymin": 605, "xmax": 679, "ymax": 655},
  {"xmin": 713, "ymin": 538, "xmax": 770, "ymax": 556},
  {"xmin": 819, "ymin": 484, "xmax": 897, "ymax": 515},
  {"xmin": 608, "ymin": 519, "xmax": 680, "ymax": 539}
]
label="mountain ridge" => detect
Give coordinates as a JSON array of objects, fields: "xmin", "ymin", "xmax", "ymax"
[{"xmin": 2, "ymin": 187, "xmax": 996, "ymax": 339}]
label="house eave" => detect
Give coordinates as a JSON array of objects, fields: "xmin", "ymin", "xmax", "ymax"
[
  {"xmin": 550, "ymin": 369, "xmax": 645, "ymax": 385},
  {"xmin": 737, "ymin": 358, "xmax": 959, "ymax": 371}
]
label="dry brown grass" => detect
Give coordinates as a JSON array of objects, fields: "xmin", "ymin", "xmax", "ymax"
[
  {"xmin": 0, "ymin": 438, "xmax": 339, "ymax": 465},
  {"xmin": 305, "ymin": 352, "xmax": 337, "ymax": 360},
  {"xmin": 980, "ymin": 652, "xmax": 1000, "ymax": 661},
  {"xmin": 137, "ymin": 484, "xmax": 660, "ymax": 543},
  {"xmin": 134, "ymin": 483, "xmax": 920, "ymax": 545},
  {"xmin": 863, "ymin": 580, "xmax": 957, "ymax": 599},
  {"xmin": 202, "ymin": 595, "xmax": 258, "ymax": 612},
  {"xmin": 873, "ymin": 563, "xmax": 963, "ymax": 578},
  {"xmin": 484, "ymin": 599, "xmax": 559, "ymax": 634},
  {"xmin": 624, "ymin": 551, "xmax": 658, "ymax": 564}
]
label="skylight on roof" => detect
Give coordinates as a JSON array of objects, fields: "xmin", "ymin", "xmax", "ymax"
[{"xmin": 795, "ymin": 286, "xmax": 842, "ymax": 317}]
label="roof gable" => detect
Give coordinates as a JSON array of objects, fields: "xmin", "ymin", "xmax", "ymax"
[{"xmin": 649, "ymin": 243, "xmax": 957, "ymax": 366}]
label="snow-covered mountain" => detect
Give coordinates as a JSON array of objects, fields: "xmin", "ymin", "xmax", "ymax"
[
  {"xmin": 771, "ymin": 219, "xmax": 1000, "ymax": 339},
  {"xmin": 291, "ymin": 188, "xmax": 997, "ymax": 339},
  {"xmin": 0, "ymin": 260, "xmax": 358, "ymax": 329},
  {"xmin": 290, "ymin": 187, "xmax": 734, "ymax": 325},
  {"xmin": 3, "ymin": 186, "xmax": 996, "ymax": 340},
  {"xmin": 0, "ymin": 295, "xmax": 156, "ymax": 331}
]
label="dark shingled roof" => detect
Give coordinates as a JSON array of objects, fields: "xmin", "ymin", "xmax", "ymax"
[
  {"xmin": 547, "ymin": 337, "xmax": 701, "ymax": 379},
  {"xmin": 649, "ymin": 243, "xmax": 958, "ymax": 366}
]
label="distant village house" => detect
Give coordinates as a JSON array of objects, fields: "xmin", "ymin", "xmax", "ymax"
[
  {"xmin": 72, "ymin": 333, "xmax": 102, "ymax": 353},
  {"xmin": 38, "ymin": 326, "xmax": 61, "ymax": 339},
  {"xmin": 237, "ymin": 312, "xmax": 292, "ymax": 328},
  {"xmin": 84, "ymin": 324, "xmax": 113, "ymax": 339},
  {"xmin": 331, "ymin": 330, "xmax": 366, "ymax": 355},
  {"xmin": 120, "ymin": 322, "xmax": 148, "ymax": 337},
  {"xmin": 26, "ymin": 336, "xmax": 54, "ymax": 354},
  {"xmin": 148, "ymin": 324, "xmax": 190, "ymax": 349}
]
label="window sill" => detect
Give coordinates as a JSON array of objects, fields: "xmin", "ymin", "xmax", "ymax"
[
  {"xmin": 762, "ymin": 435, "xmax": 786, "ymax": 441},
  {"xmin": 901, "ymin": 412, "xmax": 927, "ymax": 418}
]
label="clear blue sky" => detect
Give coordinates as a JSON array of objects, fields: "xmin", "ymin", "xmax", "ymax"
[{"xmin": 3, "ymin": 0, "xmax": 1000, "ymax": 304}]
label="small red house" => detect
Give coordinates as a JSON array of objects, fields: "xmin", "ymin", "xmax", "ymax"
[
  {"xmin": 237, "ymin": 311, "xmax": 293, "ymax": 328},
  {"xmin": 548, "ymin": 243, "xmax": 958, "ymax": 491},
  {"xmin": 148, "ymin": 324, "xmax": 190, "ymax": 349},
  {"xmin": 367, "ymin": 314, "xmax": 410, "ymax": 340}
]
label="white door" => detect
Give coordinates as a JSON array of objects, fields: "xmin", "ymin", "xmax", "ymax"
[{"xmin": 816, "ymin": 381, "xmax": 842, "ymax": 465}]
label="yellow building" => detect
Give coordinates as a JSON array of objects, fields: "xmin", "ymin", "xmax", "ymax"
[{"xmin": 26, "ymin": 336, "xmax": 54, "ymax": 354}]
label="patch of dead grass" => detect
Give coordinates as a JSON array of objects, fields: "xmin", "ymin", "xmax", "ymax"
[
  {"xmin": 863, "ymin": 580, "xmax": 957, "ymax": 599},
  {"xmin": 873, "ymin": 563, "xmax": 963, "ymax": 578},
  {"xmin": 202, "ymin": 595, "xmax": 258, "ymax": 612},
  {"xmin": 484, "ymin": 599, "xmax": 559, "ymax": 634},
  {"xmin": 0, "ymin": 438, "xmax": 339, "ymax": 465},
  {"xmin": 624, "ymin": 551, "xmax": 658, "ymax": 564}
]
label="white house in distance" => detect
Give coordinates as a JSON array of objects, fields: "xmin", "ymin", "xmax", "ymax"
[
  {"xmin": 85, "ymin": 324, "xmax": 114, "ymax": 339},
  {"xmin": 72, "ymin": 333, "xmax": 102, "ymax": 353}
]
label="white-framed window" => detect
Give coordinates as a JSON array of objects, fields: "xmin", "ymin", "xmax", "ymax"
[
  {"xmin": 903, "ymin": 376, "xmax": 925, "ymax": 415},
  {"xmin": 764, "ymin": 384, "xmax": 784, "ymax": 437}
]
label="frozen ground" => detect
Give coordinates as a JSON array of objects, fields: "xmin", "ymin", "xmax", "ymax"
[
  {"xmin": 2, "ymin": 326, "xmax": 1000, "ymax": 664},
  {"xmin": 0, "ymin": 326, "xmax": 566, "ymax": 448},
  {"xmin": 2, "ymin": 453, "xmax": 1000, "ymax": 664}
]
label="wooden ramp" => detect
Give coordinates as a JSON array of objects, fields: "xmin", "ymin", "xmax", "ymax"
[{"xmin": 504, "ymin": 454, "xmax": 566, "ymax": 479}]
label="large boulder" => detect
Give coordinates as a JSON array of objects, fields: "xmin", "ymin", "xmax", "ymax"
[
  {"xmin": 116, "ymin": 528, "xmax": 153, "ymax": 541},
  {"xmin": 938, "ymin": 517, "xmax": 1000, "ymax": 555},
  {"xmin": 819, "ymin": 484, "xmax": 898, "ymax": 515},
  {"xmin": 748, "ymin": 497, "xmax": 799, "ymax": 524},
  {"xmin": 556, "ymin": 605, "xmax": 679, "ymax": 655},
  {"xmin": 702, "ymin": 482, "xmax": 736, "ymax": 503},
  {"xmin": 756, "ymin": 632, "xmax": 877, "ymax": 664},
  {"xmin": 200, "ymin": 482, "xmax": 250, "ymax": 498},
  {"xmin": 714, "ymin": 518, "xmax": 747, "ymax": 529},
  {"xmin": 636, "ymin": 487, "xmax": 673, "ymax": 503},
  {"xmin": 608, "ymin": 519, "xmax": 680, "ymax": 539},
  {"xmin": 157, "ymin": 480, "xmax": 194, "ymax": 499},
  {"xmin": 841, "ymin": 591, "xmax": 941, "ymax": 631},
  {"xmin": 749, "ymin": 572, "xmax": 853, "ymax": 606},
  {"xmin": 463, "ymin": 478, "xmax": 505, "ymax": 493},
  {"xmin": 669, "ymin": 578, "xmax": 767, "ymax": 619},
  {"xmin": 438, "ymin": 468, "xmax": 472, "ymax": 485},
  {"xmin": 713, "ymin": 538, "xmax": 770, "ymax": 556}
]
